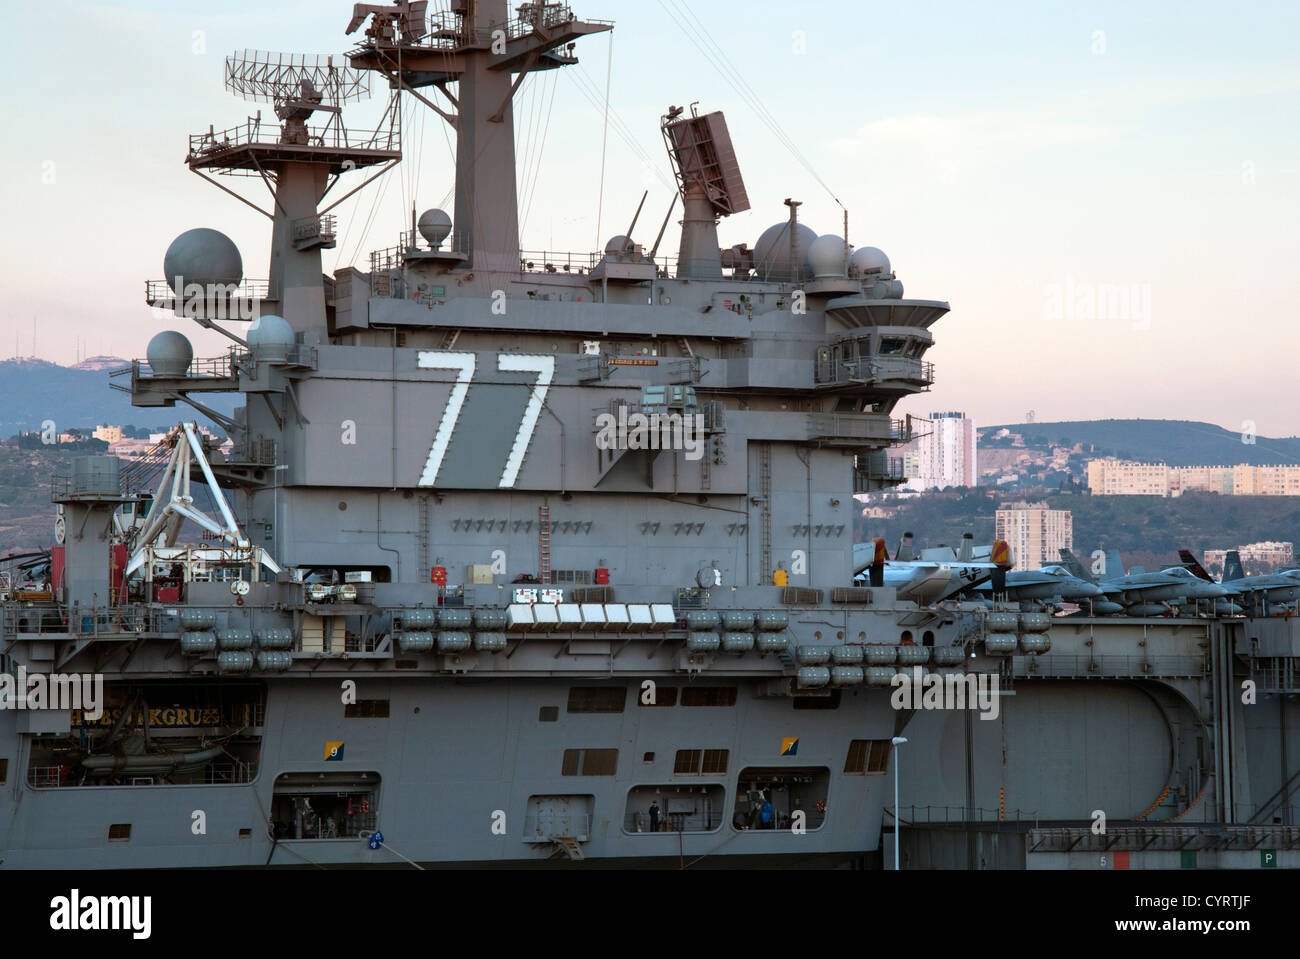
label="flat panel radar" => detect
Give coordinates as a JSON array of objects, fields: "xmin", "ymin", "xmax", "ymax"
[{"xmin": 663, "ymin": 109, "xmax": 750, "ymax": 217}]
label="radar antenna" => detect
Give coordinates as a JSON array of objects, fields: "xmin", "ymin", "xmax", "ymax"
[{"xmin": 225, "ymin": 50, "xmax": 372, "ymax": 111}]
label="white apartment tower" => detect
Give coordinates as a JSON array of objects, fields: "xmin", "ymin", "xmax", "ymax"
[{"xmin": 906, "ymin": 411, "xmax": 977, "ymax": 491}]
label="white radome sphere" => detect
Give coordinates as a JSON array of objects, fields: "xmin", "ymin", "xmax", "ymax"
[
  {"xmin": 146, "ymin": 330, "xmax": 194, "ymax": 376},
  {"xmin": 753, "ymin": 222, "xmax": 818, "ymax": 281},
  {"xmin": 851, "ymin": 246, "xmax": 890, "ymax": 277},
  {"xmin": 807, "ymin": 234, "xmax": 848, "ymax": 278},
  {"xmin": 247, "ymin": 314, "xmax": 295, "ymax": 362},
  {"xmin": 417, "ymin": 209, "xmax": 452, "ymax": 248},
  {"xmin": 163, "ymin": 228, "xmax": 243, "ymax": 294}
]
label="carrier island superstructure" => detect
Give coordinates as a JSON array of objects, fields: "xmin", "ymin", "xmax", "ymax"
[{"xmin": 1, "ymin": 0, "xmax": 1298, "ymax": 869}]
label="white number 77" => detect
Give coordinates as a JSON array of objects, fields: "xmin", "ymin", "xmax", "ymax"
[{"xmin": 416, "ymin": 351, "xmax": 554, "ymax": 488}]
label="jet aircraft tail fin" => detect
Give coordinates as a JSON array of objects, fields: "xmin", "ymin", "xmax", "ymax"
[
  {"xmin": 895, "ymin": 531, "xmax": 914, "ymax": 563},
  {"xmin": 1223, "ymin": 550, "xmax": 1245, "ymax": 583}
]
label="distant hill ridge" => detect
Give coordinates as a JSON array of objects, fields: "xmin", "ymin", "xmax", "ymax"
[
  {"xmin": 984, "ymin": 419, "xmax": 1300, "ymax": 467},
  {"xmin": 0, "ymin": 358, "xmax": 237, "ymax": 435}
]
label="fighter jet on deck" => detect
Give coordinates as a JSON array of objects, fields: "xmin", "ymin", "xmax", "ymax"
[
  {"xmin": 972, "ymin": 563, "xmax": 1109, "ymax": 607},
  {"xmin": 1180, "ymin": 548, "xmax": 1300, "ymax": 615},
  {"xmin": 1058, "ymin": 548, "xmax": 1231, "ymax": 616},
  {"xmin": 852, "ymin": 532, "xmax": 1013, "ymax": 605}
]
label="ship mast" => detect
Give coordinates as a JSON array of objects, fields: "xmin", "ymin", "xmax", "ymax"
[
  {"xmin": 347, "ymin": 1, "xmax": 613, "ymax": 274},
  {"xmin": 158, "ymin": 50, "xmax": 401, "ymax": 337}
]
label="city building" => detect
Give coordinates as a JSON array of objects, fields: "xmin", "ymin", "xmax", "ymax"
[
  {"xmin": 1203, "ymin": 542, "xmax": 1295, "ymax": 575},
  {"xmin": 1085, "ymin": 458, "xmax": 1170, "ymax": 495},
  {"xmin": 1087, "ymin": 459, "xmax": 1300, "ymax": 496},
  {"xmin": 92, "ymin": 424, "xmax": 123, "ymax": 444},
  {"xmin": 903, "ymin": 411, "xmax": 976, "ymax": 491},
  {"xmin": 995, "ymin": 501, "xmax": 1073, "ymax": 571}
]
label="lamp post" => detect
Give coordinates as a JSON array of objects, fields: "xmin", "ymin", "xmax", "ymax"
[{"xmin": 892, "ymin": 736, "xmax": 908, "ymax": 870}]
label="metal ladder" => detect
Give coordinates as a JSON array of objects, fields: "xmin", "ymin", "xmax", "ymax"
[
  {"xmin": 551, "ymin": 837, "xmax": 585, "ymax": 860},
  {"xmin": 538, "ymin": 504, "xmax": 551, "ymax": 584},
  {"xmin": 758, "ymin": 442, "xmax": 772, "ymax": 583},
  {"xmin": 416, "ymin": 495, "xmax": 431, "ymax": 583}
]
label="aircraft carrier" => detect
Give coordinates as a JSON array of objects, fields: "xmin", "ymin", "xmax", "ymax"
[{"xmin": 1, "ymin": 0, "xmax": 1297, "ymax": 870}]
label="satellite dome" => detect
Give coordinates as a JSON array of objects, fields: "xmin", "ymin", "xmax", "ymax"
[
  {"xmin": 163, "ymin": 228, "xmax": 243, "ymax": 294},
  {"xmin": 850, "ymin": 246, "xmax": 890, "ymax": 277},
  {"xmin": 753, "ymin": 222, "xmax": 817, "ymax": 281},
  {"xmin": 807, "ymin": 234, "xmax": 848, "ymax": 279},
  {"xmin": 146, "ymin": 331, "xmax": 194, "ymax": 377},
  {"xmin": 417, "ymin": 209, "xmax": 452, "ymax": 248},
  {"xmin": 247, "ymin": 314, "xmax": 295, "ymax": 362},
  {"xmin": 604, "ymin": 235, "xmax": 634, "ymax": 255}
]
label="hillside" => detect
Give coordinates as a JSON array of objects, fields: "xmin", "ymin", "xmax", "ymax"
[
  {"xmin": 0, "ymin": 358, "xmax": 237, "ymax": 436},
  {"xmin": 856, "ymin": 487, "xmax": 1300, "ymax": 572},
  {"xmin": 0, "ymin": 445, "xmax": 65, "ymax": 554},
  {"xmin": 984, "ymin": 419, "xmax": 1300, "ymax": 467}
]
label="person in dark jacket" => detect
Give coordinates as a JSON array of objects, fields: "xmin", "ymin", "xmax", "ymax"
[{"xmin": 649, "ymin": 800, "xmax": 660, "ymax": 831}]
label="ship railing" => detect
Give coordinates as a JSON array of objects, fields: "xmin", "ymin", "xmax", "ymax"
[
  {"xmin": 896, "ymin": 805, "xmax": 1042, "ymax": 826},
  {"xmin": 205, "ymin": 759, "xmax": 256, "ymax": 785},
  {"xmin": 853, "ymin": 457, "xmax": 905, "ymax": 491},
  {"xmin": 188, "ymin": 118, "xmax": 400, "ymax": 160},
  {"xmin": 503, "ymin": 3, "xmax": 577, "ymax": 39},
  {"xmin": 293, "ymin": 213, "xmax": 337, "ymax": 244},
  {"xmin": 622, "ymin": 810, "xmax": 722, "ymax": 833},
  {"xmin": 1249, "ymin": 656, "xmax": 1300, "ymax": 693},
  {"xmin": 132, "ymin": 348, "xmax": 244, "ymax": 380},
  {"xmin": 3, "ymin": 603, "xmax": 159, "ymax": 637},
  {"xmin": 28, "ymin": 766, "xmax": 62, "ymax": 788},
  {"xmin": 345, "ymin": 631, "xmax": 383, "ymax": 653},
  {"xmin": 814, "ymin": 356, "xmax": 935, "ymax": 387},
  {"xmin": 804, "ymin": 413, "xmax": 910, "ymax": 444},
  {"xmin": 229, "ymin": 437, "xmax": 279, "ymax": 467},
  {"xmin": 519, "ymin": 249, "xmax": 679, "ymax": 278},
  {"xmin": 144, "ymin": 279, "xmax": 271, "ymax": 314},
  {"xmin": 590, "ymin": 400, "xmax": 711, "ymax": 432},
  {"xmin": 1013, "ymin": 654, "xmax": 1209, "ymax": 678}
]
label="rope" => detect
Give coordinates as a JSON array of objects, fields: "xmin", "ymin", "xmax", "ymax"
[
  {"xmin": 657, "ymin": 0, "xmax": 845, "ymax": 211},
  {"xmin": 594, "ymin": 30, "xmax": 613, "ymax": 249},
  {"xmin": 1131, "ymin": 785, "xmax": 1173, "ymax": 821}
]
